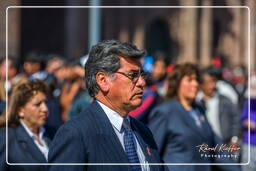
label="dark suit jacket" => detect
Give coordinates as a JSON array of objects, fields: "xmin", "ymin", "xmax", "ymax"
[
  {"xmin": 148, "ymin": 99, "xmax": 240, "ymax": 171},
  {"xmin": 0, "ymin": 124, "xmax": 51, "ymax": 171},
  {"xmin": 48, "ymin": 101, "xmax": 166, "ymax": 171}
]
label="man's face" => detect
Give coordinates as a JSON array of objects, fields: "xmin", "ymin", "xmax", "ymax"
[
  {"xmin": 152, "ymin": 60, "xmax": 167, "ymax": 82},
  {"xmin": 200, "ymin": 74, "xmax": 217, "ymax": 97},
  {"xmin": 0, "ymin": 59, "xmax": 17, "ymax": 79},
  {"xmin": 107, "ymin": 57, "xmax": 146, "ymax": 114},
  {"xmin": 23, "ymin": 62, "xmax": 40, "ymax": 75}
]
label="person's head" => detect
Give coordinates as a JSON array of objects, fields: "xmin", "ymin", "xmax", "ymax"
[
  {"xmin": 23, "ymin": 52, "xmax": 42, "ymax": 75},
  {"xmin": 85, "ymin": 40, "xmax": 146, "ymax": 116},
  {"xmin": 166, "ymin": 63, "xmax": 199, "ymax": 103},
  {"xmin": 7, "ymin": 80, "xmax": 48, "ymax": 132},
  {"xmin": 0, "ymin": 56, "xmax": 18, "ymax": 79},
  {"xmin": 71, "ymin": 55, "xmax": 89, "ymax": 78},
  {"xmin": 200, "ymin": 67, "xmax": 218, "ymax": 98},
  {"xmin": 152, "ymin": 53, "xmax": 167, "ymax": 82},
  {"xmin": 46, "ymin": 55, "xmax": 65, "ymax": 74}
]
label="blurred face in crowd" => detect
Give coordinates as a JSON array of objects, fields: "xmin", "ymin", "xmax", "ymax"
[
  {"xmin": 178, "ymin": 74, "xmax": 199, "ymax": 102},
  {"xmin": 46, "ymin": 58, "xmax": 64, "ymax": 74},
  {"xmin": 73, "ymin": 65, "xmax": 85, "ymax": 78},
  {"xmin": 152, "ymin": 60, "xmax": 167, "ymax": 82},
  {"xmin": 19, "ymin": 91, "xmax": 48, "ymax": 133},
  {"xmin": 200, "ymin": 74, "xmax": 217, "ymax": 98},
  {"xmin": 23, "ymin": 62, "xmax": 41, "ymax": 75},
  {"xmin": 54, "ymin": 66, "xmax": 67, "ymax": 82},
  {"xmin": 97, "ymin": 57, "xmax": 146, "ymax": 116},
  {"xmin": 0, "ymin": 59, "xmax": 17, "ymax": 79}
]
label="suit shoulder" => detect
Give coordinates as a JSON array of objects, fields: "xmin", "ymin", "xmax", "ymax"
[
  {"xmin": 157, "ymin": 99, "xmax": 180, "ymax": 110},
  {"xmin": 0, "ymin": 129, "xmax": 5, "ymax": 146},
  {"xmin": 150, "ymin": 99, "xmax": 180, "ymax": 117},
  {"xmin": 55, "ymin": 106, "xmax": 97, "ymax": 140},
  {"xmin": 66, "ymin": 104, "xmax": 95, "ymax": 124},
  {"xmin": 0, "ymin": 127, "xmax": 16, "ymax": 139},
  {"xmin": 219, "ymin": 94, "xmax": 234, "ymax": 104},
  {"xmin": 0, "ymin": 127, "xmax": 16, "ymax": 149}
]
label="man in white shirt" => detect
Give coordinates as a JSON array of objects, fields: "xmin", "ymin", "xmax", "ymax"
[{"xmin": 197, "ymin": 67, "xmax": 240, "ymax": 145}]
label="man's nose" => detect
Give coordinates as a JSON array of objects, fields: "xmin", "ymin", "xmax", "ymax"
[{"xmin": 137, "ymin": 76, "xmax": 146, "ymax": 88}]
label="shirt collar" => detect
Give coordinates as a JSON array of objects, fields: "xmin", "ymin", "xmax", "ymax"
[
  {"xmin": 97, "ymin": 100, "xmax": 130, "ymax": 132},
  {"xmin": 20, "ymin": 120, "xmax": 45, "ymax": 140}
]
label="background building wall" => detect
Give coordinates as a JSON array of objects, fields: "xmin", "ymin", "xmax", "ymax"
[
  {"xmin": 0, "ymin": 0, "xmax": 20, "ymax": 58},
  {"xmin": 0, "ymin": 0, "xmax": 255, "ymax": 70}
]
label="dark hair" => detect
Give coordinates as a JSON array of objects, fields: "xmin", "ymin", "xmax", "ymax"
[
  {"xmin": 200, "ymin": 66, "xmax": 220, "ymax": 83},
  {"xmin": 85, "ymin": 40, "xmax": 146, "ymax": 97},
  {"xmin": 0, "ymin": 80, "xmax": 47, "ymax": 128},
  {"xmin": 24, "ymin": 51, "xmax": 44, "ymax": 63},
  {"xmin": 153, "ymin": 51, "xmax": 168, "ymax": 65},
  {"xmin": 166, "ymin": 63, "xmax": 199, "ymax": 99}
]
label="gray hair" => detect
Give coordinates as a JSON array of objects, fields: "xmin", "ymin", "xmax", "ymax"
[{"xmin": 85, "ymin": 40, "xmax": 146, "ymax": 97}]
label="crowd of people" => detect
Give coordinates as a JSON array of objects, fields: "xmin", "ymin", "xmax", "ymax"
[{"xmin": 0, "ymin": 39, "xmax": 254, "ymax": 171}]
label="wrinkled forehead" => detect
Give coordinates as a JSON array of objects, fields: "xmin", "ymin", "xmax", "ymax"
[{"xmin": 118, "ymin": 56, "xmax": 142, "ymax": 70}]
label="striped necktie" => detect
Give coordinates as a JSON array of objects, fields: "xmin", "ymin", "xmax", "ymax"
[{"xmin": 122, "ymin": 118, "xmax": 142, "ymax": 171}]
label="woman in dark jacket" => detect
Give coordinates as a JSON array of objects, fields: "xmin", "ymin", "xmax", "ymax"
[
  {"xmin": 0, "ymin": 80, "xmax": 52, "ymax": 171},
  {"xmin": 148, "ymin": 63, "xmax": 240, "ymax": 171}
]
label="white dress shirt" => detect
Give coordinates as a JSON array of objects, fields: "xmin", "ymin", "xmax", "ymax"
[
  {"xmin": 20, "ymin": 121, "xmax": 49, "ymax": 160},
  {"xmin": 97, "ymin": 100, "xmax": 150, "ymax": 171},
  {"xmin": 197, "ymin": 91, "xmax": 222, "ymax": 138}
]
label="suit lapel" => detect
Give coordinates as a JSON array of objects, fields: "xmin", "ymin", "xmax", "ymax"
[
  {"xmin": 176, "ymin": 101, "xmax": 209, "ymax": 139},
  {"xmin": 16, "ymin": 124, "xmax": 47, "ymax": 163},
  {"xmin": 88, "ymin": 101, "xmax": 129, "ymax": 164},
  {"xmin": 43, "ymin": 134, "xmax": 51, "ymax": 147},
  {"xmin": 130, "ymin": 118, "xmax": 161, "ymax": 171},
  {"xmin": 130, "ymin": 120, "xmax": 151, "ymax": 161}
]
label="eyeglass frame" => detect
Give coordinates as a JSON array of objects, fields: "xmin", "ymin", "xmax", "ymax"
[{"xmin": 115, "ymin": 70, "xmax": 147, "ymax": 83}]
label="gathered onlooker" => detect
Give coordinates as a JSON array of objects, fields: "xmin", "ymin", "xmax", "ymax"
[
  {"xmin": 0, "ymin": 80, "xmax": 52, "ymax": 171},
  {"xmin": 0, "ymin": 56, "xmax": 27, "ymax": 115},
  {"xmin": 46, "ymin": 55, "xmax": 65, "ymax": 74},
  {"xmin": 148, "ymin": 63, "xmax": 240, "ymax": 171},
  {"xmin": 151, "ymin": 53, "xmax": 168, "ymax": 97},
  {"xmin": 59, "ymin": 56, "xmax": 91, "ymax": 122},
  {"xmin": 66, "ymin": 57, "xmax": 92, "ymax": 120},
  {"xmin": 241, "ymin": 73, "xmax": 256, "ymax": 171},
  {"xmin": 45, "ymin": 55, "xmax": 66, "ymax": 98},
  {"xmin": 23, "ymin": 52, "xmax": 45, "ymax": 80},
  {"xmin": 197, "ymin": 67, "xmax": 241, "ymax": 145},
  {"xmin": 23, "ymin": 53, "xmax": 63, "ymax": 133}
]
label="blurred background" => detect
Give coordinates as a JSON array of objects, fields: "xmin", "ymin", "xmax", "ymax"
[
  {"xmin": 0, "ymin": 1, "xmax": 256, "ymax": 169},
  {"xmin": 0, "ymin": 0, "xmax": 255, "ymax": 70}
]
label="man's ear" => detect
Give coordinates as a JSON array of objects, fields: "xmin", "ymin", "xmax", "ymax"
[{"xmin": 96, "ymin": 72, "xmax": 110, "ymax": 93}]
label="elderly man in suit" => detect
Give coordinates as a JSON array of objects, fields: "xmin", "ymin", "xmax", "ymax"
[{"xmin": 48, "ymin": 40, "xmax": 166, "ymax": 171}]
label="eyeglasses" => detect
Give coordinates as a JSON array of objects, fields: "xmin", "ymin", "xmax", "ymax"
[{"xmin": 115, "ymin": 70, "xmax": 147, "ymax": 83}]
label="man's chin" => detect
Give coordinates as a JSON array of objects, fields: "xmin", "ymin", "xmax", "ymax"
[{"xmin": 131, "ymin": 99, "xmax": 142, "ymax": 108}]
